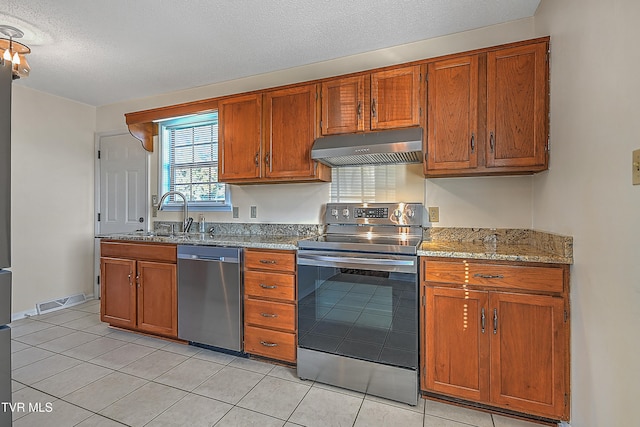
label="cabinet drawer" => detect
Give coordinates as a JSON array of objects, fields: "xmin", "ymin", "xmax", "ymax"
[
  {"xmin": 101, "ymin": 241, "xmax": 177, "ymax": 263},
  {"xmin": 245, "ymin": 271, "xmax": 295, "ymax": 301},
  {"xmin": 424, "ymin": 259, "xmax": 564, "ymax": 293},
  {"xmin": 245, "ymin": 249, "xmax": 295, "ymax": 272},
  {"xmin": 245, "ymin": 298, "xmax": 296, "ymax": 331},
  {"xmin": 244, "ymin": 325, "xmax": 296, "ymax": 362}
]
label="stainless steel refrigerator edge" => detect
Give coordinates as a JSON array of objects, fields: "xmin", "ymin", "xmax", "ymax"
[{"xmin": 0, "ymin": 60, "xmax": 13, "ymax": 426}]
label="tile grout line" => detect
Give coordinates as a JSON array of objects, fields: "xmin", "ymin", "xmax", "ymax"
[{"xmin": 13, "ymin": 304, "xmax": 531, "ymax": 427}]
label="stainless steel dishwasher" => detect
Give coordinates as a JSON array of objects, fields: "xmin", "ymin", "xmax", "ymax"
[{"xmin": 177, "ymin": 245, "xmax": 242, "ymax": 352}]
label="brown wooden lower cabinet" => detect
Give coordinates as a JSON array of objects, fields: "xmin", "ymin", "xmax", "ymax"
[
  {"xmin": 100, "ymin": 241, "xmax": 178, "ymax": 338},
  {"xmin": 243, "ymin": 248, "xmax": 297, "ymax": 363},
  {"xmin": 421, "ymin": 257, "xmax": 570, "ymax": 421},
  {"xmin": 243, "ymin": 325, "xmax": 296, "ymax": 363}
]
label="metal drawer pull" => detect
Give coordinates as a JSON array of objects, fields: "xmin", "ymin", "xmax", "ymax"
[
  {"xmin": 474, "ymin": 273, "xmax": 504, "ymax": 279},
  {"xmin": 259, "ymin": 259, "xmax": 277, "ymax": 264},
  {"xmin": 481, "ymin": 308, "xmax": 486, "ymax": 333},
  {"xmin": 259, "ymin": 284, "xmax": 278, "ymax": 289},
  {"xmin": 260, "ymin": 341, "xmax": 278, "ymax": 347},
  {"xmin": 260, "ymin": 313, "xmax": 278, "ymax": 318},
  {"xmin": 493, "ymin": 308, "xmax": 498, "ymax": 334}
]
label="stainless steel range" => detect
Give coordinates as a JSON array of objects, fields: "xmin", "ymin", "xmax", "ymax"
[{"xmin": 297, "ymin": 202, "xmax": 423, "ymax": 405}]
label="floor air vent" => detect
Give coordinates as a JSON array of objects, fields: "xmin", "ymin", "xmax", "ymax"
[{"xmin": 36, "ymin": 293, "xmax": 87, "ymax": 315}]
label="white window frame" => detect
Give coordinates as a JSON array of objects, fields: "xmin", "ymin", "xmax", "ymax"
[{"xmin": 158, "ymin": 112, "xmax": 231, "ymax": 211}]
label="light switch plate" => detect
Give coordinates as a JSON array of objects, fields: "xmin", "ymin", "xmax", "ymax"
[
  {"xmin": 232, "ymin": 207, "xmax": 239, "ymax": 218},
  {"xmin": 428, "ymin": 206, "xmax": 440, "ymax": 222},
  {"xmin": 633, "ymin": 149, "xmax": 640, "ymax": 185},
  {"xmin": 151, "ymin": 195, "xmax": 158, "ymax": 217}
]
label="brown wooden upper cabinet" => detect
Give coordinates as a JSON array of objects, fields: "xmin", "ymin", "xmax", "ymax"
[
  {"xmin": 425, "ymin": 55, "xmax": 479, "ymax": 172},
  {"xmin": 219, "ymin": 93, "xmax": 262, "ymax": 182},
  {"xmin": 424, "ymin": 40, "xmax": 549, "ymax": 177},
  {"xmin": 219, "ymin": 85, "xmax": 330, "ymax": 184},
  {"xmin": 320, "ymin": 65, "xmax": 421, "ymax": 135}
]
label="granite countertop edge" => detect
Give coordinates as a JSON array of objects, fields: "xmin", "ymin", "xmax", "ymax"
[
  {"xmin": 98, "ymin": 231, "xmax": 572, "ymax": 264},
  {"xmin": 416, "ymin": 246, "xmax": 573, "ymax": 264},
  {"xmin": 97, "ymin": 232, "xmax": 303, "ymax": 251}
]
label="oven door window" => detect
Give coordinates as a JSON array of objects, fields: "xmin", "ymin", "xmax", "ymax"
[{"xmin": 298, "ymin": 264, "xmax": 417, "ymax": 370}]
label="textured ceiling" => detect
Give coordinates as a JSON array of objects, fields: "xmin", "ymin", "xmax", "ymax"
[{"xmin": 0, "ymin": 0, "xmax": 540, "ymax": 107}]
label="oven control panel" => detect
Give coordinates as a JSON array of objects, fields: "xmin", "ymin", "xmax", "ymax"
[
  {"xmin": 354, "ymin": 207, "xmax": 388, "ymax": 219},
  {"xmin": 326, "ymin": 202, "xmax": 423, "ymax": 226}
]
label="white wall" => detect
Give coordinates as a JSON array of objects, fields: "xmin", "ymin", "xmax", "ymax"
[
  {"xmin": 97, "ymin": 18, "xmax": 537, "ymax": 228},
  {"xmin": 533, "ymin": 1, "xmax": 640, "ymax": 425},
  {"xmin": 11, "ymin": 86, "xmax": 96, "ymax": 314}
]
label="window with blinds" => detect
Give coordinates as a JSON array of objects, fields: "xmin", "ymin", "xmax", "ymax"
[
  {"xmin": 159, "ymin": 112, "xmax": 230, "ymax": 210},
  {"xmin": 330, "ymin": 165, "xmax": 397, "ymax": 202}
]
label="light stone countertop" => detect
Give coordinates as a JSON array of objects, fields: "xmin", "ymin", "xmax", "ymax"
[
  {"xmin": 97, "ymin": 231, "xmax": 307, "ymax": 251},
  {"xmin": 417, "ymin": 240, "xmax": 572, "ymax": 264},
  {"xmin": 98, "ymin": 226, "xmax": 574, "ymax": 264},
  {"xmin": 418, "ymin": 228, "xmax": 573, "ymax": 264}
]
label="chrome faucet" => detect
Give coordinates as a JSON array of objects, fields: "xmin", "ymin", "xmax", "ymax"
[{"xmin": 157, "ymin": 191, "xmax": 190, "ymax": 233}]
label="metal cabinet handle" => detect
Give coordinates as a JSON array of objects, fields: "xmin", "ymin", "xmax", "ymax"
[
  {"xmin": 260, "ymin": 312, "xmax": 278, "ymax": 318},
  {"xmin": 481, "ymin": 307, "xmax": 486, "ymax": 333},
  {"xmin": 371, "ymin": 98, "xmax": 377, "ymax": 118},
  {"xmin": 254, "ymin": 152, "xmax": 259, "ymax": 167},
  {"xmin": 264, "ymin": 152, "xmax": 270, "ymax": 166},
  {"xmin": 136, "ymin": 275, "xmax": 140, "ymax": 288},
  {"xmin": 357, "ymin": 101, "xmax": 362, "ymax": 119},
  {"xmin": 128, "ymin": 273, "xmax": 132, "ymax": 286},
  {"xmin": 259, "ymin": 259, "xmax": 277, "ymax": 264},
  {"xmin": 260, "ymin": 341, "xmax": 278, "ymax": 347},
  {"xmin": 259, "ymin": 284, "xmax": 278, "ymax": 289},
  {"xmin": 474, "ymin": 273, "xmax": 504, "ymax": 279},
  {"xmin": 493, "ymin": 308, "xmax": 498, "ymax": 334},
  {"xmin": 470, "ymin": 133, "xmax": 475, "ymax": 153},
  {"xmin": 490, "ymin": 131, "xmax": 495, "ymax": 152}
]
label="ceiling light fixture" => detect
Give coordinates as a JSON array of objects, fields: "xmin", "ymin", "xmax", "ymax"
[{"xmin": 0, "ymin": 25, "xmax": 30, "ymax": 79}]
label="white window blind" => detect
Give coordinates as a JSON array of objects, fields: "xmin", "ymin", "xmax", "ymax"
[
  {"xmin": 159, "ymin": 112, "xmax": 230, "ymax": 210},
  {"xmin": 330, "ymin": 165, "xmax": 397, "ymax": 202}
]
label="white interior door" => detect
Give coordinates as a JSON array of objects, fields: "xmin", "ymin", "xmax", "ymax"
[{"xmin": 98, "ymin": 133, "xmax": 148, "ymax": 234}]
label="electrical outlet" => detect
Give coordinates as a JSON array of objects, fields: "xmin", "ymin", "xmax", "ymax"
[
  {"xmin": 232, "ymin": 206, "xmax": 239, "ymax": 218},
  {"xmin": 428, "ymin": 206, "xmax": 440, "ymax": 222},
  {"xmin": 251, "ymin": 206, "xmax": 257, "ymax": 218},
  {"xmin": 633, "ymin": 149, "xmax": 640, "ymax": 185}
]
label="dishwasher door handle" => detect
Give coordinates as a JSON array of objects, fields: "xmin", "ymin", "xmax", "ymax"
[{"xmin": 178, "ymin": 254, "xmax": 239, "ymax": 263}]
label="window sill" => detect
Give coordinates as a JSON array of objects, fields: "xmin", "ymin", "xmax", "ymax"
[{"xmin": 159, "ymin": 204, "xmax": 232, "ymax": 213}]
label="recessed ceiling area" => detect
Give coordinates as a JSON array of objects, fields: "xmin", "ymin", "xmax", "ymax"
[{"xmin": 0, "ymin": 0, "xmax": 540, "ymax": 107}]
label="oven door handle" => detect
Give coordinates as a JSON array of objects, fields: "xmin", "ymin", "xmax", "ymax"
[{"xmin": 297, "ymin": 253, "xmax": 416, "ymax": 272}]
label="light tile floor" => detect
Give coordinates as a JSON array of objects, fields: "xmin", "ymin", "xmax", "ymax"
[{"xmin": 7, "ymin": 300, "xmax": 550, "ymax": 427}]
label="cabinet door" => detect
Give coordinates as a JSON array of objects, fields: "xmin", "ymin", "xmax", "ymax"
[
  {"xmin": 320, "ymin": 76, "xmax": 365, "ymax": 135},
  {"xmin": 426, "ymin": 56, "xmax": 478, "ymax": 171},
  {"xmin": 489, "ymin": 292, "xmax": 566, "ymax": 419},
  {"xmin": 486, "ymin": 42, "xmax": 548, "ymax": 169},
  {"xmin": 425, "ymin": 287, "xmax": 490, "ymax": 402},
  {"xmin": 371, "ymin": 65, "xmax": 421, "ymax": 130},
  {"xmin": 137, "ymin": 261, "xmax": 177, "ymax": 337},
  {"xmin": 219, "ymin": 93, "xmax": 262, "ymax": 181},
  {"xmin": 100, "ymin": 257, "xmax": 136, "ymax": 329},
  {"xmin": 263, "ymin": 85, "xmax": 318, "ymax": 179}
]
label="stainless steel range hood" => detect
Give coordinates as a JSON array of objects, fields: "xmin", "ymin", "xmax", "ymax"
[{"xmin": 311, "ymin": 127, "xmax": 423, "ymax": 167}]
